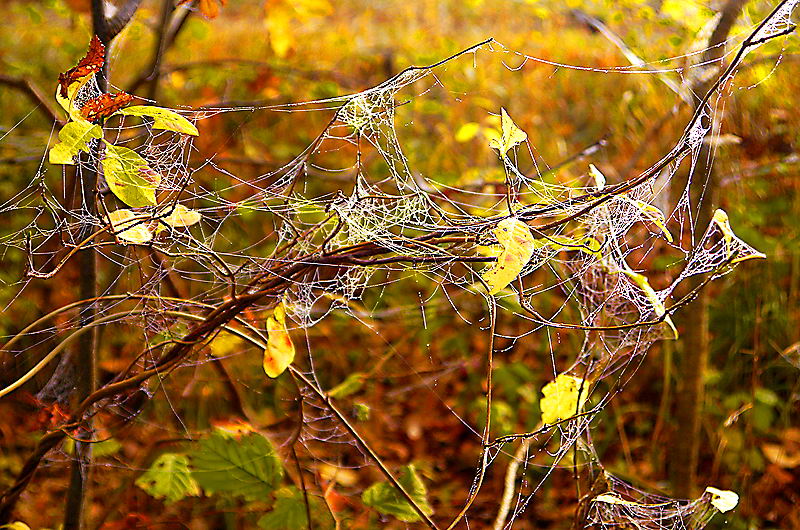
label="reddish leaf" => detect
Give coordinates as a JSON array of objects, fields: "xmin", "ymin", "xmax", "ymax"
[
  {"xmin": 80, "ymin": 92, "xmax": 133, "ymax": 122},
  {"xmin": 58, "ymin": 35, "xmax": 105, "ymax": 98}
]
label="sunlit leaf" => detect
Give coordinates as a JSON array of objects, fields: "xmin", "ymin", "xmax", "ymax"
[
  {"xmin": 622, "ymin": 269, "xmax": 678, "ymax": 339},
  {"xmin": 117, "ymin": 106, "xmax": 199, "ymax": 136},
  {"xmin": 362, "ymin": 464, "xmax": 433, "ymax": 523},
  {"xmin": 135, "ymin": 453, "xmax": 200, "ymax": 504},
  {"xmin": 704, "ymin": 487, "xmax": 739, "ymax": 513},
  {"xmin": 488, "ymin": 108, "xmax": 527, "ymax": 156},
  {"xmin": 265, "ymin": 4, "xmax": 295, "ymax": 58},
  {"xmin": 263, "ymin": 302, "xmax": 295, "ymax": 378},
  {"xmin": 540, "ymin": 373, "xmax": 589, "ymax": 425},
  {"xmin": 48, "ymin": 121, "xmax": 102, "ymax": 165},
  {"xmin": 190, "ymin": 430, "xmax": 283, "ymax": 500},
  {"xmin": 588, "ymin": 163, "xmax": 606, "ymax": 189},
  {"xmin": 455, "ymin": 122, "xmax": 481, "ymax": 142},
  {"xmin": 102, "ymin": 143, "xmax": 160, "ymax": 207},
  {"xmin": 107, "ymin": 209, "xmax": 154, "ymax": 244},
  {"xmin": 56, "ymin": 74, "xmax": 95, "ymax": 123},
  {"xmin": 532, "ymin": 235, "xmax": 602, "ymax": 257},
  {"xmin": 625, "ymin": 197, "xmax": 673, "ymax": 243},
  {"xmin": 481, "ymin": 218, "xmax": 535, "ymax": 295},
  {"xmin": 0, "ymin": 523, "xmax": 31, "ymax": 530},
  {"xmin": 159, "ymin": 204, "xmax": 202, "ymax": 228}
]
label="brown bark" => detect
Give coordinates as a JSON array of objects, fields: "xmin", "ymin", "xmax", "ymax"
[{"xmin": 670, "ymin": 0, "xmax": 747, "ymax": 499}]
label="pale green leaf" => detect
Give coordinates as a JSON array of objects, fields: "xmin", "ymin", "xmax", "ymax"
[
  {"xmin": 107, "ymin": 209, "xmax": 154, "ymax": 244},
  {"xmin": 49, "ymin": 121, "xmax": 102, "ymax": 165},
  {"xmin": 481, "ymin": 218, "xmax": 535, "ymax": 295},
  {"xmin": 328, "ymin": 373, "xmax": 366, "ymax": 398},
  {"xmin": 488, "ymin": 108, "xmax": 527, "ymax": 155},
  {"xmin": 704, "ymin": 487, "xmax": 739, "ymax": 513},
  {"xmin": 362, "ymin": 464, "xmax": 433, "ymax": 523},
  {"xmin": 118, "ymin": 106, "xmax": 199, "ymax": 136},
  {"xmin": 102, "ymin": 143, "xmax": 160, "ymax": 207},
  {"xmin": 135, "ymin": 453, "xmax": 200, "ymax": 504},
  {"xmin": 540, "ymin": 373, "xmax": 589, "ymax": 425},
  {"xmin": 190, "ymin": 430, "xmax": 283, "ymax": 500}
]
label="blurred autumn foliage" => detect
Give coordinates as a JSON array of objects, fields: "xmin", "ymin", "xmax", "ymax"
[{"xmin": 0, "ymin": 0, "xmax": 799, "ymax": 529}]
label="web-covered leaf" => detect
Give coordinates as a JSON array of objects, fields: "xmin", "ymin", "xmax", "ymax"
[
  {"xmin": 48, "ymin": 121, "xmax": 102, "ymax": 165},
  {"xmin": 540, "ymin": 373, "xmax": 590, "ymax": 425},
  {"xmin": 488, "ymin": 107, "xmax": 527, "ymax": 156},
  {"xmin": 481, "ymin": 218, "xmax": 535, "ymax": 295},
  {"xmin": 107, "ymin": 209, "xmax": 154, "ymax": 244},
  {"xmin": 118, "ymin": 106, "xmax": 199, "ymax": 136},
  {"xmin": 102, "ymin": 143, "xmax": 160, "ymax": 207}
]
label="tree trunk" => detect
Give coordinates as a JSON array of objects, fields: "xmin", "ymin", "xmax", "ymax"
[{"xmin": 670, "ymin": 0, "xmax": 747, "ymax": 499}]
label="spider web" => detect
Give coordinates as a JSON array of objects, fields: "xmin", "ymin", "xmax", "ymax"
[{"xmin": 0, "ymin": 1, "xmax": 797, "ymax": 527}]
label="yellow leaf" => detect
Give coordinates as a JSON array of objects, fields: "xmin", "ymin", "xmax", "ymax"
[
  {"xmin": 160, "ymin": 204, "xmax": 201, "ymax": 228},
  {"xmin": 626, "ymin": 197, "xmax": 673, "ymax": 243},
  {"xmin": 265, "ymin": 5, "xmax": 295, "ymax": 58},
  {"xmin": 704, "ymin": 487, "xmax": 739, "ymax": 513},
  {"xmin": 540, "ymin": 373, "xmax": 589, "ymax": 425},
  {"xmin": 107, "ymin": 209, "xmax": 153, "ymax": 244},
  {"xmin": 455, "ymin": 122, "xmax": 481, "ymax": 142},
  {"xmin": 532, "ymin": 235, "xmax": 602, "ymax": 257},
  {"xmin": 481, "ymin": 218, "xmax": 534, "ymax": 295},
  {"xmin": 588, "ymin": 164, "xmax": 606, "ymax": 189},
  {"xmin": 488, "ymin": 108, "xmax": 527, "ymax": 156},
  {"xmin": 263, "ymin": 302, "xmax": 295, "ymax": 378},
  {"xmin": 622, "ymin": 269, "xmax": 678, "ymax": 339}
]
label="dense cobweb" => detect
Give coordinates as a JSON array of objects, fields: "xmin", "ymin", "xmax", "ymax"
[{"xmin": 1, "ymin": 1, "xmax": 797, "ymax": 528}]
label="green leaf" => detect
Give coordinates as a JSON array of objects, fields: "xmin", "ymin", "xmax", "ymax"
[
  {"xmin": 102, "ymin": 143, "xmax": 160, "ymax": 207},
  {"xmin": 49, "ymin": 121, "xmax": 102, "ymax": 165},
  {"xmin": 107, "ymin": 209, "xmax": 154, "ymax": 244},
  {"xmin": 328, "ymin": 372, "xmax": 366, "ymax": 398},
  {"xmin": 117, "ymin": 106, "xmax": 199, "ymax": 136},
  {"xmin": 190, "ymin": 430, "xmax": 284, "ymax": 501},
  {"xmin": 257, "ymin": 487, "xmax": 333, "ymax": 529},
  {"xmin": 488, "ymin": 108, "xmax": 527, "ymax": 156},
  {"xmin": 135, "ymin": 453, "xmax": 200, "ymax": 504},
  {"xmin": 362, "ymin": 464, "xmax": 433, "ymax": 523}
]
